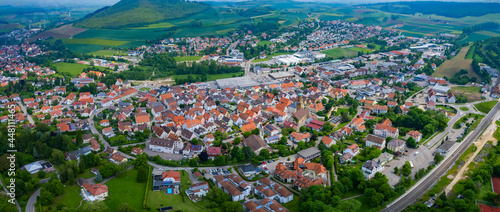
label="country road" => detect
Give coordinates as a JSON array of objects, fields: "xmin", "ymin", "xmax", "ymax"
[{"xmin": 383, "ymin": 101, "xmax": 500, "ymax": 212}]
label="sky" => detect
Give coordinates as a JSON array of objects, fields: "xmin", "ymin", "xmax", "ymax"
[{"xmin": 0, "ymin": 0, "xmax": 496, "ymax": 7}]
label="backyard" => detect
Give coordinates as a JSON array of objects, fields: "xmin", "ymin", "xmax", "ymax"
[{"xmin": 147, "ymin": 170, "xmax": 201, "ymax": 211}]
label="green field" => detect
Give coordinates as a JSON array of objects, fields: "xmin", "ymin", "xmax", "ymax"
[
  {"xmin": 257, "ymin": 41, "xmax": 274, "ymax": 47},
  {"xmin": 174, "ymin": 56, "xmax": 202, "ymax": 62},
  {"xmin": 282, "ymin": 195, "xmax": 300, "ymax": 212},
  {"xmin": 133, "ymin": 22, "xmax": 176, "ymax": 29},
  {"xmin": 474, "ymin": 100, "xmax": 498, "ymax": 113},
  {"xmin": 459, "ymin": 107, "xmax": 469, "ymax": 111},
  {"xmin": 104, "ymin": 169, "xmax": 146, "ymax": 211},
  {"xmin": 54, "ymin": 62, "xmax": 107, "ymax": 76},
  {"xmin": 52, "ymin": 184, "xmax": 85, "ymax": 211},
  {"xmin": 321, "ymin": 48, "xmax": 358, "ymax": 59},
  {"xmin": 461, "ymin": 32, "xmax": 494, "ymax": 43},
  {"xmin": 348, "ymin": 47, "xmax": 373, "ymax": 54},
  {"xmin": 253, "ymin": 58, "xmax": 271, "ymax": 63},
  {"xmin": 139, "ymin": 87, "xmax": 151, "ymax": 91},
  {"xmin": 63, "ymin": 38, "xmax": 129, "ymax": 46},
  {"xmin": 90, "ymin": 49, "xmax": 128, "ymax": 56}
]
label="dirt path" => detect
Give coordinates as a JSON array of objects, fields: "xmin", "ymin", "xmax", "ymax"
[{"xmin": 444, "ymin": 120, "xmax": 498, "ymax": 194}]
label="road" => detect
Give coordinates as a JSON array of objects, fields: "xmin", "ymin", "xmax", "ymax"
[
  {"xmin": 26, "ymin": 187, "xmax": 40, "ymax": 212},
  {"xmin": 16, "ymin": 101, "xmax": 34, "ymax": 125},
  {"xmin": 0, "ymin": 178, "xmax": 21, "ymax": 212},
  {"xmin": 383, "ymin": 101, "xmax": 500, "ymax": 212}
]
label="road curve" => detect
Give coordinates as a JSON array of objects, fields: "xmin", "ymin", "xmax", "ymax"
[{"xmin": 383, "ymin": 101, "xmax": 500, "ymax": 212}]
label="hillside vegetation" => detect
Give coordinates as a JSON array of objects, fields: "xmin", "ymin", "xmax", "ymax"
[{"xmin": 76, "ymin": 0, "xmax": 209, "ymax": 29}]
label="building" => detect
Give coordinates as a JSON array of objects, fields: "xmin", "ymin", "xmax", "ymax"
[
  {"xmin": 22, "ymin": 161, "xmax": 54, "ymax": 174},
  {"xmin": 406, "ymin": 130, "xmax": 423, "ymax": 143},
  {"xmin": 289, "ymin": 132, "xmax": 311, "ymax": 143},
  {"xmin": 212, "ymin": 175, "xmax": 248, "ymax": 201},
  {"xmin": 374, "ymin": 152, "xmax": 393, "ymax": 166},
  {"xmin": 361, "ymin": 160, "xmax": 384, "ymax": 179},
  {"xmin": 387, "ymin": 139, "xmax": 406, "ymax": 152},
  {"xmin": 81, "ymin": 183, "xmax": 108, "ymax": 201},
  {"xmin": 321, "ymin": 136, "xmax": 335, "ymax": 147},
  {"xmin": 365, "ymin": 134, "xmax": 386, "ymax": 149},
  {"xmin": 437, "ymin": 140, "xmax": 456, "ymax": 156},
  {"xmin": 256, "ymin": 178, "xmax": 293, "ymax": 204},
  {"xmin": 152, "ymin": 170, "xmax": 181, "ymax": 194},
  {"xmin": 188, "ymin": 182, "xmax": 210, "ymax": 198},
  {"xmin": 243, "ymin": 135, "xmax": 271, "ymax": 154},
  {"xmin": 110, "ymin": 153, "xmax": 128, "ymax": 164},
  {"xmin": 297, "ymin": 147, "xmax": 321, "ymax": 161},
  {"xmin": 374, "ymin": 121, "xmax": 399, "ymax": 138}
]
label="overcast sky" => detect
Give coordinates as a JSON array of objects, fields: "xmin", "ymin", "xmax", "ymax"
[{"xmin": 0, "ymin": 0, "xmax": 496, "ymax": 7}]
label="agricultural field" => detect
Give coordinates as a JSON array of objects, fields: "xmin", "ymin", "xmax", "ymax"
[
  {"xmin": 433, "ymin": 46, "xmax": 480, "ymax": 80},
  {"xmin": 253, "ymin": 58, "xmax": 271, "ymax": 63},
  {"xmin": 450, "ymin": 86, "xmax": 482, "ymax": 102},
  {"xmin": 475, "ymin": 100, "xmax": 498, "ymax": 113},
  {"xmin": 174, "ymin": 56, "xmax": 202, "ymax": 62},
  {"xmin": 29, "ymin": 24, "xmax": 87, "ymax": 42},
  {"xmin": 62, "ymin": 39, "xmax": 129, "ymax": 46},
  {"xmin": 321, "ymin": 48, "xmax": 358, "ymax": 59},
  {"xmin": 460, "ymin": 32, "xmax": 497, "ymax": 43}
]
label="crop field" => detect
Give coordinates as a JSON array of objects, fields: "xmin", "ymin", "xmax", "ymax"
[
  {"xmin": 461, "ymin": 32, "xmax": 495, "ymax": 43},
  {"xmin": 321, "ymin": 48, "xmax": 358, "ymax": 59},
  {"xmin": 433, "ymin": 46, "xmax": 479, "ymax": 80},
  {"xmin": 29, "ymin": 24, "xmax": 87, "ymax": 42},
  {"xmin": 133, "ymin": 22, "xmax": 175, "ymax": 29}
]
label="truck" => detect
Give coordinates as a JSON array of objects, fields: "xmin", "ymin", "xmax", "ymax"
[{"xmin": 409, "ymin": 161, "xmax": 414, "ymax": 168}]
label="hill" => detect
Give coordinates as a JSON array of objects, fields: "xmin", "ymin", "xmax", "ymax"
[{"xmin": 75, "ymin": 0, "xmax": 209, "ymax": 29}]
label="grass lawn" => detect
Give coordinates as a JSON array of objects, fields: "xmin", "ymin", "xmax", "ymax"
[
  {"xmin": 89, "ymin": 49, "xmax": 128, "ymax": 56},
  {"xmin": 257, "ymin": 41, "xmax": 274, "ymax": 47},
  {"xmin": 494, "ymin": 126, "xmax": 500, "ymax": 141},
  {"xmin": 253, "ymin": 58, "xmax": 271, "ymax": 63},
  {"xmin": 174, "ymin": 56, "xmax": 202, "ymax": 62},
  {"xmin": 433, "ymin": 46, "xmax": 480, "ymax": 81},
  {"xmin": 475, "ymin": 100, "xmax": 498, "ymax": 113},
  {"xmin": 282, "ymin": 195, "xmax": 300, "ymax": 212},
  {"xmin": 147, "ymin": 171, "xmax": 200, "ymax": 211},
  {"xmin": 54, "ymin": 62, "xmax": 107, "ymax": 76},
  {"xmin": 459, "ymin": 107, "xmax": 470, "ymax": 111},
  {"xmin": 49, "ymin": 184, "xmax": 85, "ymax": 211},
  {"xmin": 104, "ymin": 169, "xmax": 146, "ymax": 211},
  {"xmin": 450, "ymin": 86, "xmax": 482, "ymax": 102},
  {"xmin": 348, "ymin": 47, "xmax": 373, "ymax": 54},
  {"xmin": 336, "ymin": 108, "xmax": 349, "ymax": 115},
  {"xmin": 139, "ymin": 87, "xmax": 151, "ymax": 91},
  {"xmin": 321, "ymin": 48, "xmax": 358, "ymax": 59}
]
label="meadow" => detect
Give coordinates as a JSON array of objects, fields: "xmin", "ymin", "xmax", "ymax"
[
  {"xmin": 450, "ymin": 86, "xmax": 482, "ymax": 102},
  {"xmin": 54, "ymin": 62, "xmax": 107, "ymax": 76},
  {"xmin": 104, "ymin": 169, "xmax": 146, "ymax": 211},
  {"xmin": 321, "ymin": 48, "xmax": 358, "ymax": 59},
  {"xmin": 90, "ymin": 50, "xmax": 128, "ymax": 56},
  {"xmin": 433, "ymin": 46, "xmax": 479, "ymax": 80}
]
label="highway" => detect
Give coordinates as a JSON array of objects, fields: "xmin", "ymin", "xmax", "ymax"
[{"xmin": 383, "ymin": 101, "xmax": 500, "ymax": 212}]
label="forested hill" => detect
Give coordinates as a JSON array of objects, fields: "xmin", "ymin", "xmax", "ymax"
[
  {"xmin": 363, "ymin": 1, "xmax": 500, "ymax": 18},
  {"xmin": 75, "ymin": 0, "xmax": 209, "ymax": 29}
]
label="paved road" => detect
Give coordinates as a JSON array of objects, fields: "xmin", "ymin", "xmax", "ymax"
[
  {"xmin": 16, "ymin": 101, "xmax": 34, "ymax": 125},
  {"xmin": 26, "ymin": 187, "xmax": 40, "ymax": 212},
  {"xmin": 383, "ymin": 101, "xmax": 500, "ymax": 212}
]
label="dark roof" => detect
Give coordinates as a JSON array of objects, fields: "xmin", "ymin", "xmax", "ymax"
[
  {"xmin": 243, "ymin": 135, "xmax": 268, "ymax": 152},
  {"xmin": 366, "ymin": 134, "xmax": 386, "ymax": 145}
]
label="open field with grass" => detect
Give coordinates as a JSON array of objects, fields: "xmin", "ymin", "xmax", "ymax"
[
  {"xmin": 321, "ymin": 48, "xmax": 358, "ymax": 59},
  {"xmin": 348, "ymin": 47, "xmax": 373, "ymax": 54},
  {"xmin": 63, "ymin": 38, "xmax": 129, "ymax": 46},
  {"xmin": 282, "ymin": 195, "xmax": 300, "ymax": 212},
  {"xmin": 475, "ymin": 100, "xmax": 498, "ymax": 113},
  {"xmin": 433, "ymin": 46, "xmax": 480, "ymax": 80},
  {"xmin": 104, "ymin": 169, "xmax": 146, "ymax": 211},
  {"xmin": 174, "ymin": 56, "xmax": 202, "ymax": 62},
  {"xmin": 257, "ymin": 41, "xmax": 274, "ymax": 47},
  {"xmin": 89, "ymin": 49, "xmax": 128, "ymax": 56},
  {"xmin": 147, "ymin": 170, "xmax": 201, "ymax": 211},
  {"xmin": 54, "ymin": 62, "xmax": 107, "ymax": 76},
  {"xmin": 460, "ymin": 32, "xmax": 496, "ymax": 43},
  {"xmin": 253, "ymin": 58, "xmax": 271, "ymax": 63},
  {"xmin": 450, "ymin": 86, "xmax": 482, "ymax": 102}
]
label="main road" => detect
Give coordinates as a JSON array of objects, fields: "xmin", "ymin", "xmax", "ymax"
[{"xmin": 383, "ymin": 101, "xmax": 500, "ymax": 212}]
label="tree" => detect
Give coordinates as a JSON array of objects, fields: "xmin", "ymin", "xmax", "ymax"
[
  {"xmin": 394, "ymin": 166, "xmax": 399, "ymax": 175},
  {"xmin": 50, "ymin": 149, "xmax": 65, "ymax": 165},
  {"xmin": 100, "ymin": 163, "xmax": 117, "ymax": 178},
  {"xmin": 39, "ymin": 187, "xmax": 54, "ymax": 206},
  {"xmin": 233, "ymin": 137, "xmax": 241, "ymax": 145},
  {"xmin": 134, "ymin": 154, "xmax": 149, "ymax": 183},
  {"xmin": 369, "ymin": 192, "xmax": 384, "ymax": 206},
  {"xmin": 222, "ymin": 201, "xmax": 243, "ymax": 212},
  {"xmin": 95, "ymin": 172, "xmax": 103, "ymax": 183},
  {"xmin": 434, "ymin": 152, "xmax": 444, "ymax": 164},
  {"xmin": 46, "ymin": 179, "xmax": 64, "ymax": 196},
  {"xmin": 407, "ymin": 137, "xmax": 417, "ymax": 148},
  {"xmin": 199, "ymin": 151, "xmax": 209, "ymax": 163},
  {"xmin": 336, "ymin": 199, "xmax": 361, "ymax": 211},
  {"xmin": 454, "ymin": 199, "xmax": 468, "ymax": 211},
  {"xmin": 402, "ymin": 162, "xmax": 412, "ymax": 177},
  {"xmin": 214, "ymin": 155, "xmax": 226, "ymax": 166},
  {"xmin": 189, "ymin": 157, "xmax": 199, "ymax": 167},
  {"xmin": 259, "ymin": 149, "xmax": 270, "ymax": 158}
]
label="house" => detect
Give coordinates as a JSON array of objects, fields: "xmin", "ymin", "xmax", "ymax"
[
  {"xmin": 152, "ymin": 170, "xmax": 181, "ymax": 194},
  {"xmin": 110, "ymin": 153, "xmax": 128, "ymax": 164},
  {"xmin": 22, "ymin": 161, "xmax": 54, "ymax": 174},
  {"xmin": 100, "ymin": 119, "xmax": 110, "ymax": 127},
  {"xmin": 446, "ymin": 92, "xmax": 456, "ymax": 103},
  {"xmin": 256, "ymin": 178, "xmax": 293, "ymax": 203},
  {"xmin": 365, "ymin": 134, "xmax": 386, "ymax": 149},
  {"xmin": 321, "ymin": 136, "xmax": 335, "ymax": 147},
  {"xmin": 90, "ymin": 139, "xmax": 100, "ymax": 152},
  {"xmin": 240, "ymin": 164, "xmax": 259, "ymax": 177},
  {"xmin": 82, "ymin": 183, "xmax": 108, "ymax": 201},
  {"xmin": 387, "ymin": 139, "xmax": 406, "ymax": 152},
  {"xmin": 305, "ymin": 120, "xmax": 324, "ymax": 131},
  {"xmin": 207, "ymin": 146, "xmax": 222, "ymax": 157},
  {"xmin": 263, "ymin": 124, "xmax": 280, "ymax": 137},
  {"xmin": 406, "ymin": 130, "xmax": 423, "ymax": 143},
  {"xmin": 131, "ymin": 147, "xmax": 144, "ymax": 155},
  {"xmin": 102, "ymin": 127, "xmax": 115, "ymax": 138},
  {"xmin": 212, "ymin": 175, "xmax": 247, "ymax": 201},
  {"xmin": 374, "ymin": 123, "xmax": 399, "ymax": 138},
  {"xmin": 293, "ymin": 108, "xmax": 310, "ymax": 126},
  {"xmin": 362, "ymin": 160, "xmax": 384, "ymax": 179},
  {"xmin": 135, "ymin": 112, "xmax": 151, "ymax": 127},
  {"xmin": 188, "ymin": 182, "xmax": 210, "ymax": 198},
  {"xmin": 289, "ymin": 132, "xmax": 311, "ymax": 143},
  {"xmin": 149, "ymin": 137, "xmax": 182, "ymax": 154},
  {"xmin": 243, "ymin": 135, "xmax": 271, "ymax": 154},
  {"xmin": 341, "ymin": 143, "xmax": 360, "ymax": 163}
]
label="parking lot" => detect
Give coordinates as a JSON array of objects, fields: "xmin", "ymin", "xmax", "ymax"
[{"xmin": 381, "ymin": 118, "xmax": 469, "ymax": 186}]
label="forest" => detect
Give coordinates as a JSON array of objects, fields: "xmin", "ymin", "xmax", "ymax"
[{"xmin": 372, "ymin": 1, "xmax": 500, "ymax": 18}]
